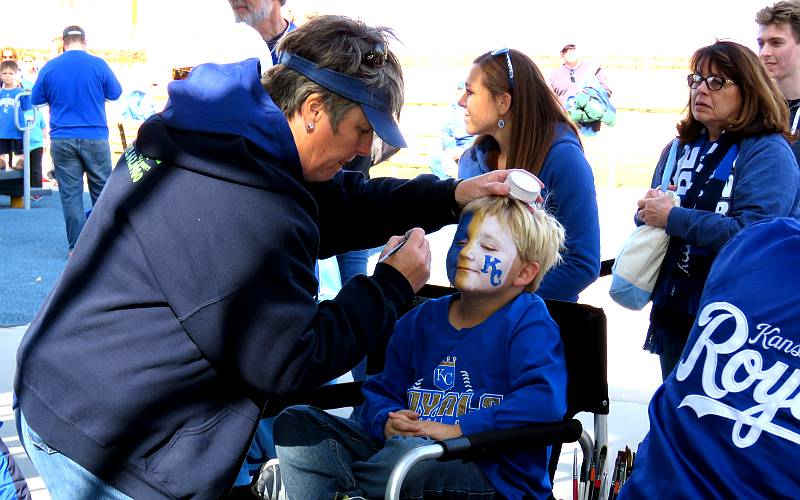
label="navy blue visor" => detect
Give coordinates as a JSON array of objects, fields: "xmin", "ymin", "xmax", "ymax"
[{"xmin": 279, "ymin": 52, "xmax": 406, "ymax": 148}]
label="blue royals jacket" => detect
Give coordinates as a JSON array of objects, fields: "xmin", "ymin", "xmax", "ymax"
[{"xmin": 620, "ymin": 218, "xmax": 800, "ymax": 498}]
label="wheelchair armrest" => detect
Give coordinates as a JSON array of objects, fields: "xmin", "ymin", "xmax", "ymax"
[
  {"xmin": 438, "ymin": 419, "xmax": 583, "ymax": 461},
  {"xmin": 385, "ymin": 419, "xmax": 583, "ymax": 500}
]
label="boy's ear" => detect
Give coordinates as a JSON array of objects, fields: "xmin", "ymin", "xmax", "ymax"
[{"xmin": 512, "ymin": 261, "xmax": 539, "ymax": 288}]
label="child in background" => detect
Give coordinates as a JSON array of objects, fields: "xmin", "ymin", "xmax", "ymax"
[
  {"xmin": 22, "ymin": 106, "xmax": 47, "ymax": 190},
  {"xmin": 0, "ymin": 60, "xmax": 24, "ymax": 171},
  {"xmin": 272, "ymin": 196, "xmax": 568, "ymax": 500}
]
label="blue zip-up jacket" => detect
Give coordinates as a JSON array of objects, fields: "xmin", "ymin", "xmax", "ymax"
[
  {"xmin": 15, "ymin": 58, "xmax": 463, "ymax": 499},
  {"xmin": 360, "ymin": 293, "xmax": 567, "ymax": 499},
  {"xmin": 31, "ymin": 49, "xmax": 121, "ymax": 139},
  {"xmin": 458, "ymin": 126, "xmax": 600, "ymax": 301},
  {"xmin": 642, "ymin": 133, "xmax": 800, "ymax": 252}
]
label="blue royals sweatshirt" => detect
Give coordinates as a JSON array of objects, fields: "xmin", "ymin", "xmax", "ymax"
[
  {"xmin": 458, "ymin": 126, "xmax": 600, "ymax": 302},
  {"xmin": 15, "ymin": 58, "xmax": 464, "ymax": 499},
  {"xmin": 620, "ymin": 218, "xmax": 800, "ymax": 498},
  {"xmin": 360, "ymin": 293, "xmax": 567, "ymax": 499}
]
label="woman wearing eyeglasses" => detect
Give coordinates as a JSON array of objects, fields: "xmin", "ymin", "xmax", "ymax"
[
  {"xmin": 458, "ymin": 48, "xmax": 601, "ymax": 303},
  {"xmin": 636, "ymin": 40, "xmax": 800, "ymax": 381}
]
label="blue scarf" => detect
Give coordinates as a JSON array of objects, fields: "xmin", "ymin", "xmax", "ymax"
[{"xmin": 644, "ymin": 131, "xmax": 739, "ymax": 354}]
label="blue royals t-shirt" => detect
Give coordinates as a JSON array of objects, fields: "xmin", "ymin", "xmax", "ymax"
[{"xmin": 620, "ymin": 218, "xmax": 800, "ymax": 499}]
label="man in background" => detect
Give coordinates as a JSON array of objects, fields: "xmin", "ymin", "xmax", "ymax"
[
  {"xmin": 549, "ymin": 43, "xmax": 615, "ymax": 134},
  {"xmin": 756, "ymin": 0, "xmax": 800, "ymax": 164},
  {"xmin": 549, "ymin": 43, "xmax": 612, "ymax": 106},
  {"xmin": 230, "ymin": 0, "xmax": 297, "ymax": 64},
  {"xmin": 32, "ymin": 26, "xmax": 122, "ymax": 256}
]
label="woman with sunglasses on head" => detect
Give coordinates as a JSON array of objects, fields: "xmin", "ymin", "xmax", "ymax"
[
  {"xmin": 13, "ymin": 15, "xmax": 513, "ymax": 500},
  {"xmin": 636, "ymin": 40, "xmax": 800, "ymax": 381},
  {"xmin": 458, "ymin": 48, "xmax": 601, "ymax": 303}
]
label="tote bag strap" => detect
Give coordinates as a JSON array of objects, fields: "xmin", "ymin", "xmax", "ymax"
[{"xmin": 660, "ymin": 138, "xmax": 680, "ymax": 191}]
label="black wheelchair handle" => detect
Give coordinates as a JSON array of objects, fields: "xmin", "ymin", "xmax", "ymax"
[{"xmin": 437, "ymin": 419, "xmax": 583, "ymax": 461}]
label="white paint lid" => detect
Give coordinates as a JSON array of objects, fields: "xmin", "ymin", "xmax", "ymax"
[{"xmin": 506, "ymin": 170, "xmax": 541, "ymax": 204}]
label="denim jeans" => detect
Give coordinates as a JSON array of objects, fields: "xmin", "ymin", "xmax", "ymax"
[
  {"xmin": 336, "ymin": 248, "xmax": 370, "ymax": 385},
  {"xmin": 274, "ymin": 405, "xmax": 497, "ymax": 500},
  {"xmin": 336, "ymin": 249, "xmax": 369, "ymax": 285},
  {"xmin": 50, "ymin": 138, "xmax": 113, "ymax": 250},
  {"xmin": 16, "ymin": 408, "xmax": 133, "ymax": 500}
]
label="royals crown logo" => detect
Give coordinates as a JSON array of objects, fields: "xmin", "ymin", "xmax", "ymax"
[{"xmin": 433, "ymin": 356, "xmax": 457, "ymax": 391}]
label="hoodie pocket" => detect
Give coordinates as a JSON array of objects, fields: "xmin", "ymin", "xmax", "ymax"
[{"xmin": 146, "ymin": 405, "xmax": 257, "ymax": 499}]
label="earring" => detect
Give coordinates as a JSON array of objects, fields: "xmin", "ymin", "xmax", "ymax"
[
  {"xmin": 497, "ymin": 117, "xmax": 505, "ymax": 129},
  {"xmin": 306, "ymin": 122, "xmax": 315, "ymax": 132}
]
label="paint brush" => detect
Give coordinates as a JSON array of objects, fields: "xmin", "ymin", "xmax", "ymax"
[
  {"xmin": 573, "ymin": 448, "xmax": 579, "ymax": 500},
  {"xmin": 378, "ymin": 231, "xmax": 411, "ymax": 263}
]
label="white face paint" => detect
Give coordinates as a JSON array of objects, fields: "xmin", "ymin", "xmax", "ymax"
[{"xmin": 449, "ymin": 213, "xmax": 520, "ymax": 293}]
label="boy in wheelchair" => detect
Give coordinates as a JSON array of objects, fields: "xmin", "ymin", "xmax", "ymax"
[{"xmin": 272, "ymin": 196, "xmax": 567, "ymax": 499}]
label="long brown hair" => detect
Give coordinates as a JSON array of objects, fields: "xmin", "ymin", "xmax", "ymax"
[
  {"xmin": 472, "ymin": 49, "xmax": 577, "ymax": 175},
  {"xmin": 677, "ymin": 40, "xmax": 789, "ymax": 143}
]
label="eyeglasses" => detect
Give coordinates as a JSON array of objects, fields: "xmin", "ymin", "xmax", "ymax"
[
  {"xmin": 362, "ymin": 43, "xmax": 387, "ymax": 67},
  {"xmin": 570, "ymin": 68, "xmax": 576, "ymax": 83},
  {"xmin": 490, "ymin": 47, "xmax": 514, "ymax": 92},
  {"xmin": 687, "ymin": 73, "xmax": 735, "ymax": 91}
]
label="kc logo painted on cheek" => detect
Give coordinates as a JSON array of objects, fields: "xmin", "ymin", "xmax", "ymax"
[{"xmin": 481, "ymin": 255, "xmax": 503, "ymax": 286}]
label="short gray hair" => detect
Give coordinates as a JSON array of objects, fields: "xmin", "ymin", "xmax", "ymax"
[{"xmin": 262, "ymin": 15, "xmax": 404, "ymax": 131}]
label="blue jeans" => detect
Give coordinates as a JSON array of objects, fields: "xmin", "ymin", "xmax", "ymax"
[
  {"xmin": 274, "ymin": 405, "xmax": 497, "ymax": 499},
  {"xmin": 50, "ymin": 138, "xmax": 113, "ymax": 250},
  {"xmin": 336, "ymin": 249, "xmax": 369, "ymax": 285},
  {"xmin": 16, "ymin": 408, "xmax": 132, "ymax": 499},
  {"xmin": 336, "ymin": 248, "xmax": 370, "ymax": 385}
]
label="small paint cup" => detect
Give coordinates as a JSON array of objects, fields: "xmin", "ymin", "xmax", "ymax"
[{"xmin": 506, "ymin": 170, "xmax": 541, "ymax": 204}]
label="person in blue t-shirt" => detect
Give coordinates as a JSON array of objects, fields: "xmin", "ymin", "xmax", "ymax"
[
  {"xmin": 619, "ymin": 217, "xmax": 800, "ymax": 499},
  {"xmin": 272, "ymin": 195, "xmax": 568, "ymax": 500},
  {"xmin": 0, "ymin": 60, "xmax": 24, "ymax": 171},
  {"xmin": 31, "ymin": 25, "xmax": 122, "ymax": 255},
  {"xmin": 429, "ymin": 81, "xmax": 475, "ymax": 179}
]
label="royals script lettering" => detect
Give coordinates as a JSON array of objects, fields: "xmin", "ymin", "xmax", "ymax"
[{"xmin": 675, "ymin": 301, "xmax": 800, "ymax": 448}]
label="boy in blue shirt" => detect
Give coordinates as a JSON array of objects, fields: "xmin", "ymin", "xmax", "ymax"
[
  {"xmin": 272, "ymin": 196, "xmax": 568, "ymax": 499},
  {"xmin": 0, "ymin": 60, "xmax": 24, "ymax": 171}
]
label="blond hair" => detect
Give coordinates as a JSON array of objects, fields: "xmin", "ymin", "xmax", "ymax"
[{"xmin": 461, "ymin": 197, "xmax": 565, "ymax": 292}]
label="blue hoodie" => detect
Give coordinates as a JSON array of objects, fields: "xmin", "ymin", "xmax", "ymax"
[
  {"xmin": 15, "ymin": 58, "xmax": 464, "ymax": 499},
  {"xmin": 458, "ymin": 126, "xmax": 600, "ymax": 301},
  {"xmin": 620, "ymin": 218, "xmax": 800, "ymax": 499}
]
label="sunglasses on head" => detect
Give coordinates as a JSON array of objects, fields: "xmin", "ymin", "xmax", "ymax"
[
  {"xmin": 490, "ymin": 47, "xmax": 514, "ymax": 92},
  {"xmin": 362, "ymin": 43, "xmax": 387, "ymax": 67},
  {"xmin": 687, "ymin": 73, "xmax": 735, "ymax": 91},
  {"xmin": 172, "ymin": 66, "xmax": 193, "ymax": 80}
]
